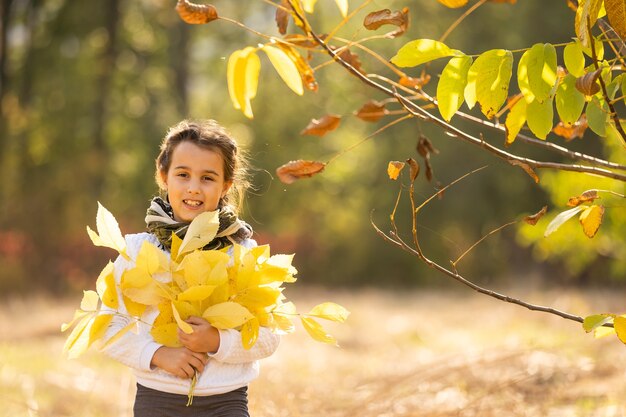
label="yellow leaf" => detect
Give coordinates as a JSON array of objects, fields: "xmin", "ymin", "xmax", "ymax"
[
  {"xmin": 250, "ymin": 244, "xmax": 271, "ymax": 262},
  {"xmin": 173, "ymin": 300, "xmax": 201, "ymax": 319},
  {"xmin": 63, "ymin": 314, "xmax": 94, "ymax": 359},
  {"xmin": 123, "ymin": 295, "xmax": 147, "ymax": 317},
  {"xmin": 266, "ymin": 254, "xmax": 298, "ymax": 275},
  {"xmin": 87, "ymin": 202, "xmax": 128, "ymax": 258},
  {"xmin": 227, "ymin": 47, "xmax": 261, "ymax": 119},
  {"xmin": 436, "ymin": 0, "xmax": 469, "ymax": 7},
  {"xmin": 96, "ymin": 261, "xmax": 118, "ymax": 310},
  {"xmin": 180, "ymin": 250, "xmax": 229, "ymax": 287},
  {"xmin": 136, "ymin": 241, "xmax": 169, "ymax": 275},
  {"xmin": 272, "ymin": 302, "xmax": 296, "ymax": 333},
  {"xmin": 614, "ymin": 316, "xmax": 626, "ymax": 345},
  {"xmin": 235, "ymin": 286, "xmax": 283, "ymax": 310},
  {"xmin": 263, "ymin": 44, "xmax": 304, "ymax": 96},
  {"xmin": 177, "ymin": 285, "xmax": 217, "ymax": 301},
  {"xmin": 583, "ymin": 314, "xmax": 613, "ymax": 332},
  {"xmin": 563, "ymin": 41, "xmax": 585, "ymax": 77},
  {"xmin": 203, "ymin": 302, "xmax": 254, "ymax": 329},
  {"xmin": 80, "ymin": 290, "xmax": 100, "ymax": 312},
  {"xmin": 308, "ymin": 302, "xmax": 350, "ymax": 323},
  {"xmin": 99, "ymin": 321, "xmax": 136, "ymax": 350},
  {"xmin": 579, "ymin": 204, "xmax": 604, "ymax": 238},
  {"xmin": 171, "ymin": 233, "xmax": 183, "ymax": 261},
  {"xmin": 151, "ymin": 323, "xmax": 182, "ymax": 347},
  {"xmin": 172, "ymin": 301, "xmax": 194, "ymax": 334},
  {"xmin": 605, "ymin": 0, "xmax": 626, "ymax": 42},
  {"xmin": 387, "ymin": 161, "xmax": 405, "ymax": 180},
  {"xmin": 517, "ymin": 48, "xmax": 536, "ymax": 103},
  {"xmin": 61, "ymin": 310, "xmax": 88, "ymax": 332},
  {"xmin": 526, "ymin": 43, "xmax": 557, "ymax": 103},
  {"xmin": 178, "ymin": 210, "xmax": 220, "ymax": 257},
  {"xmin": 301, "ymin": 317, "xmax": 337, "ymax": 345},
  {"xmin": 123, "ymin": 283, "xmax": 168, "ymax": 306},
  {"xmin": 208, "ymin": 282, "xmax": 231, "ymax": 305},
  {"xmin": 241, "ymin": 318, "xmax": 260, "ymax": 350},
  {"xmin": 576, "ymin": 0, "xmax": 604, "ymax": 47},
  {"xmin": 89, "ymin": 314, "xmax": 114, "ymax": 347},
  {"xmin": 334, "ymin": 0, "xmax": 348, "ymax": 17},
  {"xmin": 302, "ymin": 0, "xmax": 317, "ymax": 13},
  {"xmin": 594, "ymin": 325, "xmax": 616, "ymax": 338},
  {"xmin": 505, "ymin": 97, "xmax": 527, "ymax": 145}
]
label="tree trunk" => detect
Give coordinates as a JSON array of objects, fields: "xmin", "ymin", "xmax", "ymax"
[{"xmin": 170, "ymin": 19, "xmax": 190, "ymax": 116}]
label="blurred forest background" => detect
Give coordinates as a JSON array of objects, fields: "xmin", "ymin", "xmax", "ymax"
[{"xmin": 0, "ymin": 0, "xmax": 624, "ymax": 296}]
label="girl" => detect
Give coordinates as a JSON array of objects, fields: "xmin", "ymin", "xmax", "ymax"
[{"xmin": 101, "ymin": 119, "xmax": 280, "ymax": 417}]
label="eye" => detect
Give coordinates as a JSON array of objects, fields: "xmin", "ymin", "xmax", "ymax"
[
  {"xmin": 202, "ymin": 176, "xmax": 214, "ymax": 182},
  {"xmin": 176, "ymin": 172, "xmax": 189, "ymax": 178}
]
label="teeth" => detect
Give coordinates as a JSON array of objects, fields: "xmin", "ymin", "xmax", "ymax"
[{"xmin": 184, "ymin": 200, "xmax": 202, "ymax": 207}]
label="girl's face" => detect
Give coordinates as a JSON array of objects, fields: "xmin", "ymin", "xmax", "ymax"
[{"xmin": 161, "ymin": 141, "xmax": 231, "ymax": 223}]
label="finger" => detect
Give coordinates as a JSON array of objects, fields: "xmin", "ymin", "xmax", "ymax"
[
  {"xmin": 186, "ymin": 316, "xmax": 207, "ymax": 325},
  {"xmin": 182, "ymin": 364, "xmax": 195, "ymax": 379},
  {"xmin": 190, "ymin": 356, "xmax": 205, "ymax": 374},
  {"xmin": 192, "ymin": 351, "xmax": 209, "ymax": 364}
]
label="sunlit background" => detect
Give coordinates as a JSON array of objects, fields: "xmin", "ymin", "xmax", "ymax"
[{"xmin": 1, "ymin": 0, "xmax": 625, "ymax": 415}]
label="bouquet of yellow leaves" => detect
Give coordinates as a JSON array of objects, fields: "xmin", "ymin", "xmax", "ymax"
[{"xmin": 62, "ymin": 203, "xmax": 349, "ymax": 360}]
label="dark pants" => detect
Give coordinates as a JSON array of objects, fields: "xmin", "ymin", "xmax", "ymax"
[{"xmin": 134, "ymin": 384, "xmax": 250, "ymax": 417}]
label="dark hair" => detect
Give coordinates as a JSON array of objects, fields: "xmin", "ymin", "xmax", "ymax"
[{"xmin": 155, "ymin": 119, "xmax": 250, "ymax": 213}]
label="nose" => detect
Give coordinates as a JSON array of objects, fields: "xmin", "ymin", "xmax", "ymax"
[{"xmin": 187, "ymin": 179, "xmax": 201, "ymax": 194}]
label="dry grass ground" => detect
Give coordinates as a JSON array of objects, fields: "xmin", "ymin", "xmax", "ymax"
[{"xmin": 1, "ymin": 287, "xmax": 625, "ymax": 417}]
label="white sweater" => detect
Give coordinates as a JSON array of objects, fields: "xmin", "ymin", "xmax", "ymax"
[{"xmin": 101, "ymin": 232, "xmax": 280, "ymax": 396}]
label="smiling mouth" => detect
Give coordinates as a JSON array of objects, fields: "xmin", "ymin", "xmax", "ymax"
[{"xmin": 183, "ymin": 200, "xmax": 203, "ymax": 207}]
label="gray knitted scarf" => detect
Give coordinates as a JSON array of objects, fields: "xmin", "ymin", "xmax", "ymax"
[{"xmin": 145, "ymin": 197, "xmax": 252, "ymax": 252}]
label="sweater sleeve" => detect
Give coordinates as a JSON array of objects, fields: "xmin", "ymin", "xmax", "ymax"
[{"xmin": 99, "ymin": 234, "xmax": 162, "ymax": 371}]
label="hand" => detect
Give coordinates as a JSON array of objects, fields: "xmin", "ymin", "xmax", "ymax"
[
  {"xmin": 178, "ymin": 316, "xmax": 221, "ymax": 354},
  {"xmin": 150, "ymin": 346, "xmax": 208, "ymax": 379}
]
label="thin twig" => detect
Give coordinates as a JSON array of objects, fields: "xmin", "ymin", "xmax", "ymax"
[
  {"xmin": 285, "ymin": 4, "xmax": 626, "ymax": 181},
  {"xmin": 452, "ymin": 220, "xmax": 518, "ymax": 270}
]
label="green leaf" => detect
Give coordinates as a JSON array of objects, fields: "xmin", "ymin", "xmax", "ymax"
[
  {"xmin": 464, "ymin": 49, "xmax": 513, "ymax": 119},
  {"xmin": 563, "ymin": 41, "xmax": 585, "ymax": 77},
  {"xmin": 586, "ymin": 96, "xmax": 609, "ymax": 136},
  {"xmin": 583, "ymin": 314, "xmax": 613, "ymax": 333},
  {"xmin": 526, "ymin": 97, "xmax": 554, "ymax": 139},
  {"xmin": 544, "ymin": 206, "xmax": 585, "ymax": 237},
  {"xmin": 556, "ymin": 73, "xmax": 586, "ymax": 126},
  {"xmin": 527, "ymin": 43, "xmax": 558, "ymax": 103},
  {"xmin": 391, "ymin": 39, "xmax": 462, "ymax": 68},
  {"xmin": 504, "ymin": 98, "xmax": 527, "ymax": 146},
  {"xmin": 517, "ymin": 48, "xmax": 535, "ymax": 103},
  {"xmin": 437, "ymin": 55, "xmax": 472, "ymax": 122}
]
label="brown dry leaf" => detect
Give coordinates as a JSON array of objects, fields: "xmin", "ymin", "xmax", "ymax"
[
  {"xmin": 579, "ymin": 204, "xmax": 605, "ymax": 238},
  {"xmin": 277, "ymin": 43, "xmax": 318, "ymax": 92},
  {"xmin": 334, "ymin": 48, "xmax": 364, "ymax": 74},
  {"xmin": 568, "ymin": 190, "xmax": 600, "ymax": 207},
  {"xmin": 406, "ymin": 158, "xmax": 420, "ymax": 181},
  {"xmin": 399, "ymin": 73, "xmax": 431, "ymax": 89},
  {"xmin": 387, "ymin": 161, "xmax": 406, "ymax": 180},
  {"xmin": 575, "ymin": 69, "xmax": 602, "ymax": 96},
  {"xmin": 524, "ymin": 206, "xmax": 548, "ymax": 225},
  {"xmin": 300, "ymin": 115, "xmax": 341, "ymax": 136},
  {"xmin": 355, "ymin": 100, "xmax": 389, "ymax": 122},
  {"xmin": 363, "ymin": 8, "xmax": 409, "ymax": 38},
  {"xmin": 175, "ymin": 0, "xmax": 218, "ymax": 24},
  {"xmin": 436, "ymin": 0, "xmax": 469, "ymax": 8},
  {"xmin": 509, "ymin": 160, "xmax": 539, "ymax": 183},
  {"xmin": 605, "ymin": 0, "xmax": 626, "ymax": 40},
  {"xmin": 276, "ymin": 160, "xmax": 326, "ymax": 184},
  {"xmin": 425, "ymin": 160, "xmax": 434, "ymax": 182},
  {"xmin": 416, "ymin": 136, "xmax": 438, "ymax": 158},
  {"xmin": 553, "ymin": 115, "xmax": 588, "ymax": 141},
  {"xmin": 566, "ymin": 0, "xmax": 578, "ymax": 11},
  {"xmin": 276, "ymin": 0, "xmax": 290, "ymax": 35}
]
